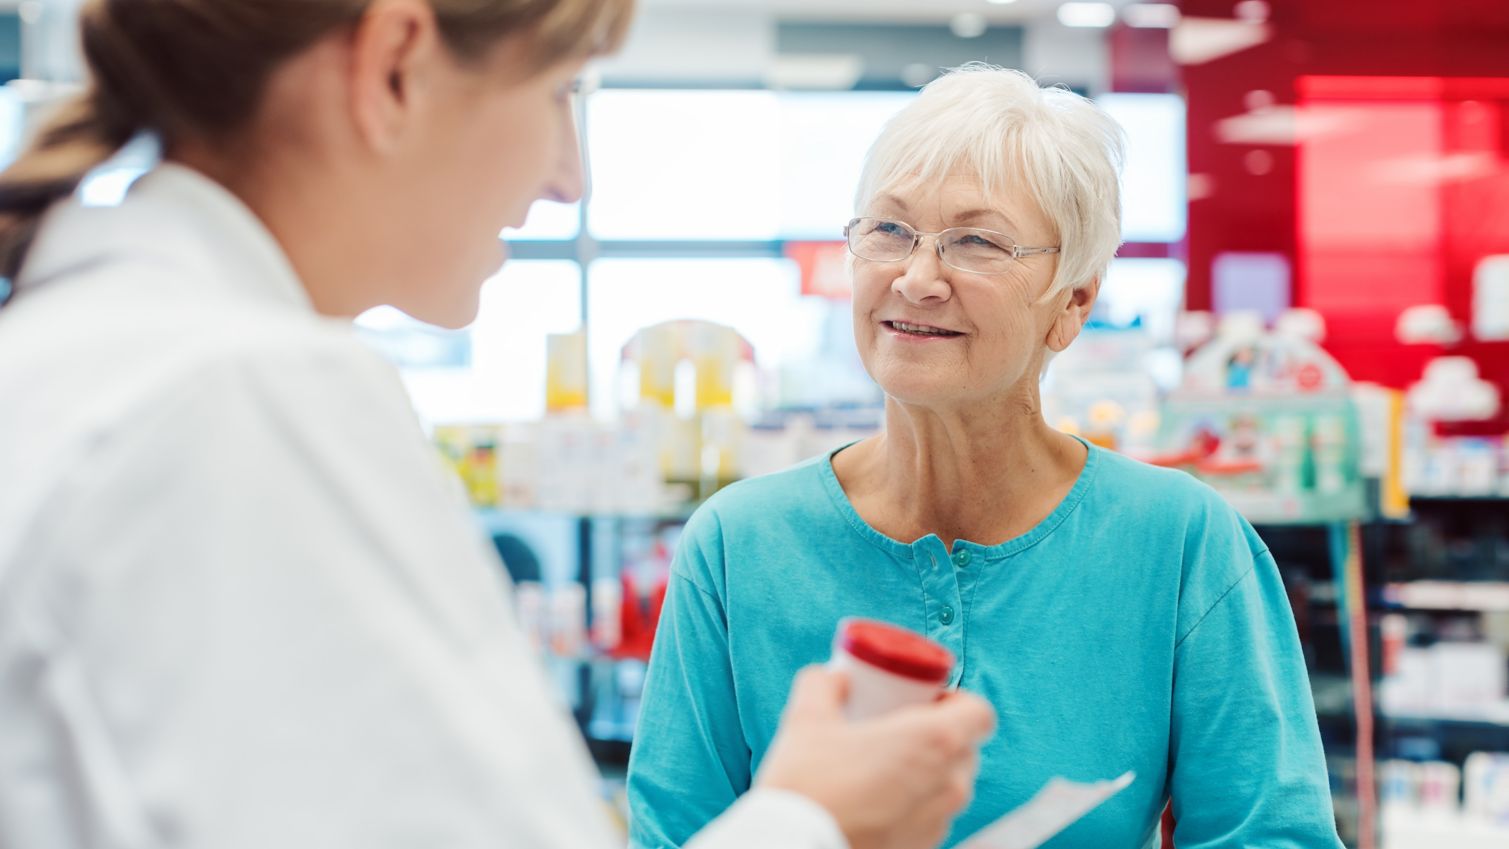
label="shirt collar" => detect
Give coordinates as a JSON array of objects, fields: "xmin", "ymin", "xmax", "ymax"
[{"xmin": 19, "ymin": 162, "xmax": 313, "ymax": 313}]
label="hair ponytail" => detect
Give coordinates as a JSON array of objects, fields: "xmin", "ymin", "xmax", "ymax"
[{"xmin": 0, "ymin": 93, "xmax": 137, "ymax": 291}]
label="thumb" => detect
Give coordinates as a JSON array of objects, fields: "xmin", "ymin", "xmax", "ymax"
[
  {"xmin": 783, "ymin": 665, "xmax": 849, "ymax": 723},
  {"xmin": 934, "ymin": 690, "xmax": 998, "ymax": 743}
]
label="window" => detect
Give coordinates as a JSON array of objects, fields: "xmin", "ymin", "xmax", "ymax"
[
  {"xmin": 775, "ymin": 91, "xmax": 916, "ymax": 238},
  {"xmin": 370, "ymin": 261, "xmax": 582, "ymax": 425},
  {"xmin": 1098, "ymin": 93, "xmax": 1187, "ymax": 243},
  {"xmin": 1096, "ymin": 257, "xmax": 1187, "ymax": 342},
  {"xmin": 506, "ymin": 199, "xmax": 580, "ymax": 241},
  {"xmin": 588, "ymin": 91, "xmax": 782, "ymax": 240}
]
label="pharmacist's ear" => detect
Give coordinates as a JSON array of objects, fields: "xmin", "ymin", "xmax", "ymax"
[
  {"xmin": 347, "ymin": 0, "xmax": 442, "ymax": 155},
  {"xmin": 1046, "ymin": 278, "xmax": 1100, "ymax": 353}
]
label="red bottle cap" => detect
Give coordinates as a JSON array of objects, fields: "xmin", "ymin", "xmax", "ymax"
[{"xmin": 837, "ymin": 618, "xmax": 955, "ymax": 684}]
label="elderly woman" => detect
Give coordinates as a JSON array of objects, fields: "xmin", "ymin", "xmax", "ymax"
[{"xmin": 626, "ymin": 65, "xmax": 1341, "ymax": 849}]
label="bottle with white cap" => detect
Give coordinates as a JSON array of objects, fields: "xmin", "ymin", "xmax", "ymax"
[{"xmin": 828, "ymin": 618, "xmax": 956, "ymax": 721}]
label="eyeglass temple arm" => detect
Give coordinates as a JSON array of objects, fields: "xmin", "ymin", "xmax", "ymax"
[{"xmin": 1012, "ymin": 246, "xmax": 1061, "ymax": 258}]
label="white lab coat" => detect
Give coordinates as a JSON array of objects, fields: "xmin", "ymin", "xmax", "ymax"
[{"xmin": 0, "ymin": 164, "xmax": 844, "ymax": 849}]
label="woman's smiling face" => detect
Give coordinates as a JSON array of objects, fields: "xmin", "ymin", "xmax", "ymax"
[{"xmin": 850, "ymin": 173, "xmax": 1077, "ymax": 409}]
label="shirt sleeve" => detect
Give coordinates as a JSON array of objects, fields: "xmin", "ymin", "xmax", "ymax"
[
  {"xmin": 24, "ymin": 334, "xmax": 620, "ymax": 849},
  {"xmin": 1168, "ymin": 529, "xmax": 1345, "ymax": 848},
  {"xmin": 626, "ymin": 509, "xmax": 756, "ymax": 849},
  {"xmin": 687, "ymin": 789, "xmax": 847, "ymax": 849}
]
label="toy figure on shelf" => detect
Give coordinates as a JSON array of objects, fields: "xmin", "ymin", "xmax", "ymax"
[
  {"xmin": 1226, "ymin": 345, "xmax": 1258, "ymax": 391},
  {"xmin": 1154, "ymin": 310, "xmax": 1368, "ymax": 524}
]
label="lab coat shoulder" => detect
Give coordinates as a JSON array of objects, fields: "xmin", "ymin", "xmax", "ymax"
[
  {"xmin": 31, "ymin": 301, "xmax": 503, "ymax": 640},
  {"xmin": 9, "ymin": 300, "xmax": 632, "ymax": 848}
]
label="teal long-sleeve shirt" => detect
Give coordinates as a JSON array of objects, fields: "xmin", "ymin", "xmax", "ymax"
[{"xmin": 626, "ymin": 441, "xmax": 1344, "ymax": 849}]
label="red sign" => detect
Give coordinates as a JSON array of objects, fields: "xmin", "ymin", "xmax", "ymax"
[
  {"xmin": 786, "ymin": 241, "xmax": 852, "ymax": 299},
  {"xmin": 1297, "ymin": 363, "xmax": 1324, "ymax": 391}
]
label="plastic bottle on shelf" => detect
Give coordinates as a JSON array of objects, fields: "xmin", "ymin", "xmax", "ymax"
[
  {"xmin": 1463, "ymin": 752, "xmax": 1509, "ymax": 824},
  {"xmin": 1272, "ymin": 414, "xmax": 1309, "ymax": 494},
  {"xmin": 612, "ymin": 412, "xmax": 665, "ymax": 515},
  {"xmin": 545, "ymin": 331, "xmax": 589, "ymax": 414},
  {"xmin": 590, "ymin": 577, "xmax": 622, "ymax": 652},
  {"xmin": 1418, "ymin": 761, "xmax": 1462, "ymax": 815},
  {"xmin": 549, "ymin": 584, "xmax": 587, "ymax": 659},
  {"xmin": 498, "ymin": 423, "xmax": 539, "ymax": 509},
  {"xmin": 513, "ymin": 581, "xmax": 548, "ymax": 656},
  {"xmin": 700, "ymin": 406, "xmax": 744, "ymax": 500},
  {"xmin": 1311, "ymin": 414, "xmax": 1350, "ymax": 495},
  {"xmin": 536, "ymin": 413, "xmax": 594, "ymax": 512}
]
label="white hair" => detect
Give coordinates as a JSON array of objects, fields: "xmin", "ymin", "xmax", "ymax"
[{"xmin": 855, "ymin": 64, "xmax": 1127, "ymax": 296}]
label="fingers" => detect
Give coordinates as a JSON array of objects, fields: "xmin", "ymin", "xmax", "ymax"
[
  {"xmin": 882, "ymin": 693, "xmax": 995, "ymax": 756},
  {"xmin": 918, "ymin": 754, "xmax": 980, "ymax": 842},
  {"xmin": 932, "ymin": 690, "xmax": 997, "ymax": 743},
  {"xmin": 782, "ymin": 665, "xmax": 848, "ymax": 722},
  {"xmin": 948, "ymin": 750, "xmax": 979, "ymax": 810}
]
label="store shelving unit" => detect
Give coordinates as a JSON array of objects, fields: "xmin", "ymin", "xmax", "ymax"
[
  {"xmin": 1367, "ymin": 495, "xmax": 1509, "ymax": 847},
  {"xmin": 1381, "ymin": 581, "xmax": 1509, "ymax": 613},
  {"xmin": 477, "ymin": 508, "xmax": 690, "ymax": 769},
  {"xmin": 1380, "ymin": 810, "xmax": 1509, "ymax": 849}
]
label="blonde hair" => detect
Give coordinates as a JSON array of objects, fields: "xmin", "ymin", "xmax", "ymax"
[
  {"xmin": 0, "ymin": 0, "xmax": 634, "ymax": 290},
  {"xmin": 855, "ymin": 64, "xmax": 1126, "ymax": 295}
]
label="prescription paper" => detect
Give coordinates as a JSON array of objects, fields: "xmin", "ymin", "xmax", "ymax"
[{"xmin": 961, "ymin": 771, "xmax": 1136, "ymax": 849}]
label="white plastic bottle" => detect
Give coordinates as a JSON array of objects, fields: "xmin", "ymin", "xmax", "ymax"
[{"xmin": 828, "ymin": 618, "xmax": 955, "ymax": 721}]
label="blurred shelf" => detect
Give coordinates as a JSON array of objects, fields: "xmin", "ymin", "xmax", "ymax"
[
  {"xmin": 475, "ymin": 507, "xmax": 695, "ymax": 525},
  {"xmin": 1380, "ymin": 705, "xmax": 1509, "ymax": 728},
  {"xmin": 1381, "ymin": 581, "xmax": 1509, "ymax": 613},
  {"xmin": 1381, "ymin": 810, "xmax": 1509, "ymax": 849},
  {"xmin": 1400, "ymin": 491, "xmax": 1509, "ymax": 497},
  {"xmin": 1311, "ymin": 673, "xmax": 1357, "ymax": 719},
  {"xmin": 543, "ymin": 651, "xmax": 638, "ymax": 667},
  {"xmin": 1408, "ymin": 494, "xmax": 1509, "ymax": 503}
]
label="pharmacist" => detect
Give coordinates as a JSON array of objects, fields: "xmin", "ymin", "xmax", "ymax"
[{"xmin": 0, "ymin": 2, "xmax": 993, "ymax": 848}]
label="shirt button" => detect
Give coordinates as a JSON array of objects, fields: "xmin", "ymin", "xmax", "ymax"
[
  {"xmin": 939, "ymin": 605, "xmax": 955, "ymax": 625},
  {"xmin": 953, "ymin": 550, "xmax": 971, "ymax": 567}
]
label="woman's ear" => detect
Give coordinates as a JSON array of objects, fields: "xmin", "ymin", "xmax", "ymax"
[
  {"xmin": 1045, "ymin": 277, "xmax": 1101, "ymax": 352},
  {"xmin": 348, "ymin": 0, "xmax": 441, "ymax": 155}
]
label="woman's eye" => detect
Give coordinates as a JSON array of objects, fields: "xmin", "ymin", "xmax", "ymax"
[{"xmin": 960, "ymin": 234, "xmax": 1008, "ymax": 251}]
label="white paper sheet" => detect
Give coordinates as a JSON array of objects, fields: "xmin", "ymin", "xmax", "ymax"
[{"xmin": 960, "ymin": 771, "xmax": 1136, "ymax": 849}]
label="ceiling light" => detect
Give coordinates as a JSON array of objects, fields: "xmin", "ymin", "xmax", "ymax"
[
  {"xmin": 1058, "ymin": 2, "xmax": 1116, "ymax": 28},
  {"xmin": 951, "ymin": 12, "xmax": 989, "ymax": 38},
  {"xmin": 1234, "ymin": 0, "xmax": 1271, "ymax": 23},
  {"xmin": 902, "ymin": 63, "xmax": 938, "ymax": 88},
  {"xmin": 1170, "ymin": 18, "xmax": 1272, "ymax": 65},
  {"xmin": 1123, "ymin": 3, "xmax": 1181, "ymax": 28}
]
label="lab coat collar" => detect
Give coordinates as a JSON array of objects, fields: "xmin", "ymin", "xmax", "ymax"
[{"xmin": 19, "ymin": 162, "xmax": 313, "ymax": 312}]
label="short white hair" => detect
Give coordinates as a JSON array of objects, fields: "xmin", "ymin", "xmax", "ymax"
[{"xmin": 855, "ymin": 64, "xmax": 1126, "ymax": 295}]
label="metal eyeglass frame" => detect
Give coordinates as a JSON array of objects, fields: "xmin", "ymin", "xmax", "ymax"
[{"xmin": 843, "ymin": 216, "xmax": 1061, "ymax": 274}]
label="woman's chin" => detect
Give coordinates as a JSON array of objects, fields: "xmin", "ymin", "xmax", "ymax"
[{"xmin": 876, "ymin": 377, "xmax": 961, "ymax": 409}]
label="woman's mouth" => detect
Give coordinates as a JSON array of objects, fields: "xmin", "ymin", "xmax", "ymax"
[{"xmin": 883, "ymin": 320, "xmax": 963, "ymax": 339}]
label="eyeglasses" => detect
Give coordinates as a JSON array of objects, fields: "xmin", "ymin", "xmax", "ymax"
[
  {"xmin": 571, "ymin": 72, "xmax": 598, "ymax": 202},
  {"xmin": 844, "ymin": 217, "xmax": 1060, "ymax": 275}
]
